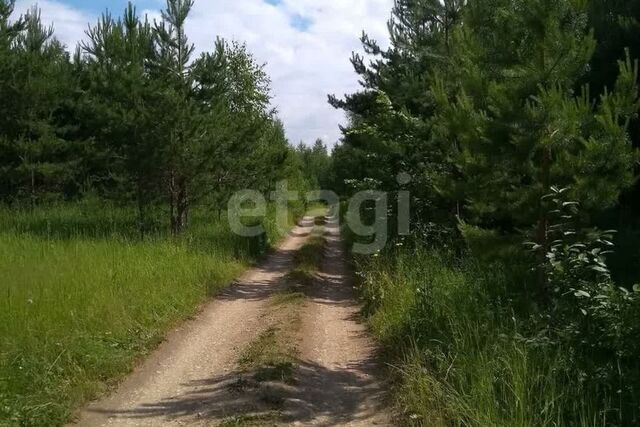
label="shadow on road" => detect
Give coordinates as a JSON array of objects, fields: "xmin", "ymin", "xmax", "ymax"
[{"xmin": 88, "ymin": 357, "xmax": 386, "ymax": 426}]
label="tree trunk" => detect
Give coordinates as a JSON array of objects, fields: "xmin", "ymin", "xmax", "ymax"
[
  {"xmin": 176, "ymin": 181, "xmax": 189, "ymax": 234},
  {"xmin": 170, "ymin": 174, "xmax": 188, "ymax": 236},
  {"xmin": 169, "ymin": 170, "xmax": 178, "ymax": 236},
  {"xmin": 137, "ymin": 179, "xmax": 146, "ymax": 239},
  {"xmin": 536, "ymin": 146, "xmax": 552, "ymax": 304},
  {"xmin": 30, "ymin": 167, "xmax": 36, "ymax": 211}
]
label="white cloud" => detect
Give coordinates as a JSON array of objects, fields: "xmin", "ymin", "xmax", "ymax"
[
  {"xmin": 14, "ymin": 0, "xmax": 92, "ymax": 51},
  {"xmin": 13, "ymin": 0, "xmax": 393, "ymax": 146}
]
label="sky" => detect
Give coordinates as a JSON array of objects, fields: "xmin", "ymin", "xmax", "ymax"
[{"xmin": 12, "ymin": 0, "xmax": 393, "ymax": 147}]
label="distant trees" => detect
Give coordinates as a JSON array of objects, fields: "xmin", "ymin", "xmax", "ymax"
[
  {"xmin": 295, "ymin": 139, "xmax": 332, "ymax": 189},
  {"xmin": 0, "ymin": 0, "xmax": 304, "ymax": 235}
]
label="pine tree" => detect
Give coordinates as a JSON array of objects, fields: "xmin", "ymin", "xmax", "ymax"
[
  {"xmin": 82, "ymin": 3, "xmax": 160, "ymax": 232},
  {"xmin": 152, "ymin": 0, "xmax": 198, "ymax": 234},
  {"xmin": 0, "ymin": 5, "xmax": 74, "ymax": 205},
  {"xmin": 0, "ymin": 0, "xmax": 25, "ymax": 201},
  {"xmin": 330, "ymin": 0, "xmax": 464, "ymax": 221},
  {"xmin": 585, "ymin": 0, "xmax": 640, "ymax": 218},
  {"xmin": 431, "ymin": 0, "xmax": 639, "ymax": 298}
]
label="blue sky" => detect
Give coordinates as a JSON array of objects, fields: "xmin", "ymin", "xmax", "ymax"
[
  {"xmin": 63, "ymin": 1, "xmax": 314, "ymax": 34},
  {"xmin": 54, "ymin": 0, "xmax": 161, "ymax": 14},
  {"xmin": 13, "ymin": 0, "xmax": 392, "ymax": 146}
]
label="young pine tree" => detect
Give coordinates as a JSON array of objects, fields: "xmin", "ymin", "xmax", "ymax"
[
  {"xmin": 153, "ymin": 0, "xmax": 199, "ymax": 234},
  {"xmin": 0, "ymin": 6, "xmax": 74, "ymax": 205},
  {"xmin": 432, "ymin": 0, "xmax": 639, "ymax": 298},
  {"xmin": 82, "ymin": 3, "xmax": 160, "ymax": 233},
  {"xmin": 330, "ymin": 0, "xmax": 464, "ymax": 220},
  {"xmin": 0, "ymin": 0, "xmax": 25, "ymax": 201}
]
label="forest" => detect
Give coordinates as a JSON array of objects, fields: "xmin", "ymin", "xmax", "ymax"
[
  {"xmin": 3, "ymin": 0, "xmax": 640, "ymax": 425},
  {"xmin": 0, "ymin": 0, "xmax": 330, "ymax": 232},
  {"xmin": 331, "ymin": 0, "xmax": 640, "ymax": 426}
]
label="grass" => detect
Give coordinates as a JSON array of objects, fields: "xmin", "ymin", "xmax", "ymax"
[
  {"xmin": 0, "ymin": 200, "xmax": 301, "ymax": 426},
  {"xmin": 238, "ymin": 324, "xmax": 298, "ymax": 385},
  {"xmin": 218, "ymin": 412, "xmax": 281, "ymax": 427},
  {"xmin": 354, "ymin": 246, "xmax": 608, "ymax": 427},
  {"xmin": 286, "ymin": 226, "xmax": 324, "ymax": 289},
  {"xmin": 232, "ymin": 271, "xmax": 307, "ymax": 424}
]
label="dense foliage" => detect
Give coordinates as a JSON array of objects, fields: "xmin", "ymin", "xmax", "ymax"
[
  {"xmin": 332, "ymin": 0, "xmax": 640, "ymax": 425},
  {"xmin": 294, "ymin": 139, "xmax": 332, "ymax": 190},
  {"xmin": 0, "ymin": 0, "xmax": 310, "ymax": 234}
]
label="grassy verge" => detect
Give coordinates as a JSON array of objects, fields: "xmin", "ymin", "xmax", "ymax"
[
  {"xmin": 0, "ymin": 201, "xmax": 301, "ymax": 426},
  {"xmin": 354, "ymin": 246, "xmax": 611, "ymax": 427}
]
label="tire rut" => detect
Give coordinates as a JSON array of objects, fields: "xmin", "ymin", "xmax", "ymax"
[{"xmin": 282, "ymin": 217, "xmax": 391, "ymax": 426}]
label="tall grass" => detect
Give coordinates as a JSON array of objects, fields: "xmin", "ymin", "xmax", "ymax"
[
  {"xmin": 0, "ymin": 201, "xmax": 299, "ymax": 426},
  {"xmin": 356, "ymin": 247, "xmax": 608, "ymax": 427}
]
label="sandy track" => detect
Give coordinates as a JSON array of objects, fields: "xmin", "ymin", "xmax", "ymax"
[
  {"xmin": 74, "ymin": 219, "xmax": 315, "ymax": 426},
  {"xmin": 73, "ymin": 216, "xmax": 391, "ymax": 426}
]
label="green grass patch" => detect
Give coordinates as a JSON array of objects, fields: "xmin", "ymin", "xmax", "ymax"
[
  {"xmin": 0, "ymin": 201, "xmax": 298, "ymax": 426},
  {"xmin": 238, "ymin": 327, "xmax": 295, "ymax": 380},
  {"xmin": 218, "ymin": 412, "xmax": 281, "ymax": 427},
  {"xmin": 281, "ymin": 229, "xmax": 324, "ymax": 293},
  {"xmin": 305, "ymin": 204, "xmax": 328, "ymax": 220},
  {"xmin": 239, "ymin": 322, "xmax": 298, "ymax": 386},
  {"xmin": 231, "ymin": 295, "xmax": 300, "ymax": 424},
  {"xmin": 356, "ymin": 247, "xmax": 606, "ymax": 427},
  {"xmin": 271, "ymin": 288, "xmax": 306, "ymax": 306},
  {"xmin": 293, "ymin": 233, "xmax": 324, "ymax": 272},
  {"xmin": 235, "ymin": 230, "xmax": 327, "ymax": 405}
]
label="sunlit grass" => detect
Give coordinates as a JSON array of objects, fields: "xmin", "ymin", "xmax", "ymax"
[
  {"xmin": 0, "ymin": 201, "xmax": 300, "ymax": 426},
  {"xmin": 356, "ymin": 247, "xmax": 605, "ymax": 427}
]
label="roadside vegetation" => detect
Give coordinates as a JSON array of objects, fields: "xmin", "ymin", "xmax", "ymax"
[{"xmin": 332, "ymin": 0, "xmax": 640, "ymax": 426}]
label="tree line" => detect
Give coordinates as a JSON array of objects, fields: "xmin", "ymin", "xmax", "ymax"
[
  {"xmin": 331, "ymin": 0, "xmax": 640, "ymax": 423},
  {"xmin": 0, "ymin": 0, "xmax": 326, "ymax": 235}
]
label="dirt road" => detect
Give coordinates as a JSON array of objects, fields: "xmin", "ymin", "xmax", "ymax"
[
  {"xmin": 74, "ymin": 216, "xmax": 391, "ymax": 426},
  {"xmin": 286, "ymin": 217, "xmax": 390, "ymax": 426}
]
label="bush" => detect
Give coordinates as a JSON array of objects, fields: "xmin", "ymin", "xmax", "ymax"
[{"xmin": 355, "ymin": 241, "xmax": 640, "ymax": 426}]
